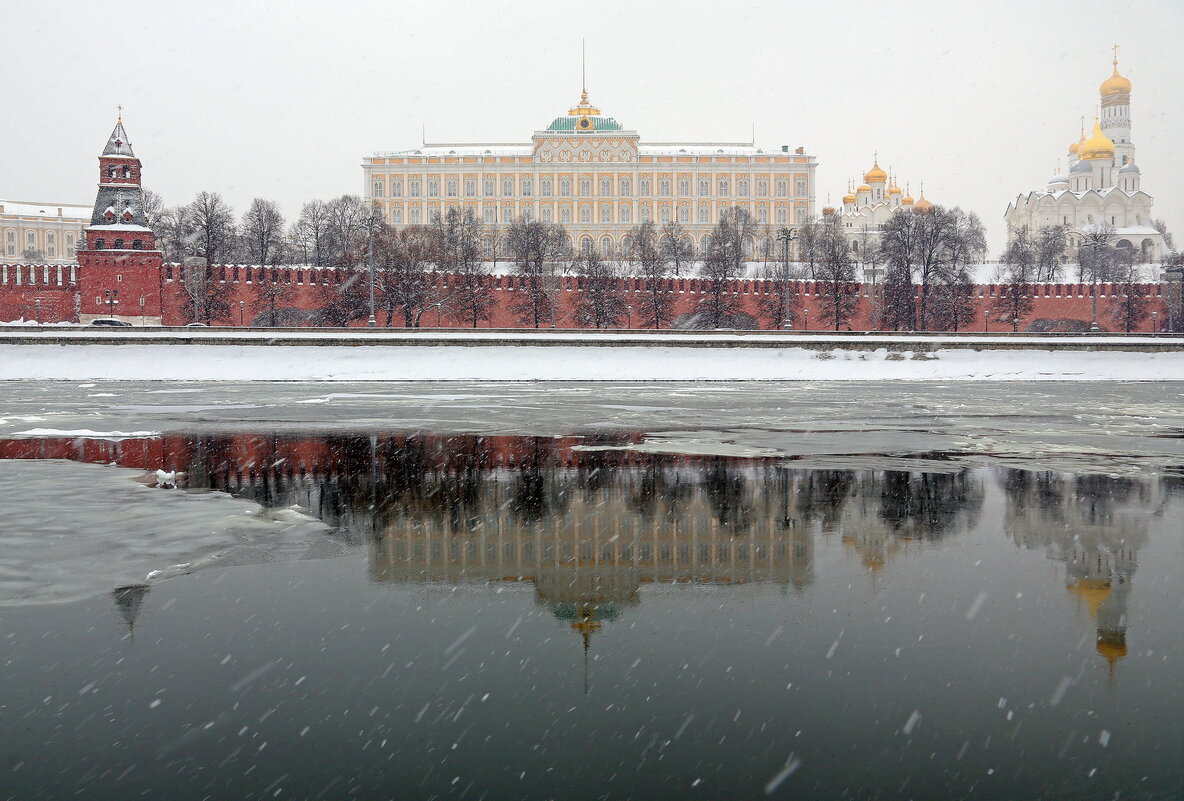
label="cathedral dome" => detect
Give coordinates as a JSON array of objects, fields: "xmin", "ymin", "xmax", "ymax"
[
  {"xmin": 842, "ymin": 192, "xmax": 856, "ymax": 204},
  {"xmin": 856, "ymin": 184, "xmax": 872, "ymax": 193},
  {"xmin": 1068, "ymin": 140, "xmax": 1080, "ymax": 157},
  {"xmin": 863, "ymin": 161, "xmax": 887, "ymax": 184},
  {"xmin": 1100, "ymin": 62, "xmax": 1132, "ymax": 96},
  {"xmin": 901, "ymin": 194, "xmax": 914, "ymax": 205},
  {"xmin": 1119, "ymin": 161, "xmax": 1140, "ymax": 174},
  {"xmin": 1070, "ymin": 158, "xmax": 1092, "ymax": 174},
  {"xmin": 913, "ymin": 194, "xmax": 933, "ymax": 213},
  {"xmin": 888, "ymin": 185, "xmax": 902, "ymax": 196},
  {"xmin": 1080, "ymin": 118, "xmax": 1116, "ymax": 160}
]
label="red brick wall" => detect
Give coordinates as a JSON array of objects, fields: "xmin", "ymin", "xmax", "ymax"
[{"xmin": 0, "ymin": 264, "xmax": 79, "ymax": 323}]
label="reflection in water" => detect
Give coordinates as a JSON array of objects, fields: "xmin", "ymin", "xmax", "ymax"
[{"xmin": 0, "ymin": 432, "xmax": 1171, "ymax": 680}]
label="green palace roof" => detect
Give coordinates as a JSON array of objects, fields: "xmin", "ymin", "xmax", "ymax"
[{"xmin": 546, "ymin": 115, "xmax": 623, "ymax": 132}]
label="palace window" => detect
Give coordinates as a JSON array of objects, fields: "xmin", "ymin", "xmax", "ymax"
[
  {"xmin": 758, "ymin": 207, "xmax": 768, "ymax": 224},
  {"xmin": 410, "ymin": 208, "xmax": 421, "ymax": 224},
  {"xmin": 579, "ymin": 177, "xmax": 592, "ymax": 195},
  {"xmin": 503, "ymin": 179, "xmax": 514, "ymax": 196},
  {"xmin": 738, "ymin": 179, "xmax": 749, "ymax": 197},
  {"xmin": 410, "ymin": 180, "xmax": 421, "ymax": 198},
  {"xmin": 391, "ymin": 180, "xmax": 402, "ymax": 197},
  {"xmin": 560, "ymin": 207, "xmax": 571, "ymax": 224},
  {"xmin": 620, "ymin": 205, "xmax": 632, "ymax": 224},
  {"xmin": 373, "ymin": 181, "xmax": 384, "ymax": 197},
  {"xmin": 483, "ymin": 178, "xmax": 495, "ymax": 196},
  {"xmin": 580, "ymin": 237, "xmax": 592, "ymax": 255},
  {"xmin": 446, "ymin": 179, "xmax": 458, "ymax": 197},
  {"xmin": 777, "ymin": 207, "xmax": 788, "ymax": 224},
  {"xmin": 391, "ymin": 207, "xmax": 403, "ymax": 224},
  {"xmin": 542, "ymin": 178, "xmax": 553, "ymax": 196},
  {"xmin": 718, "ymin": 179, "xmax": 729, "ymax": 196},
  {"xmin": 679, "ymin": 206, "xmax": 690, "ymax": 223},
  {"xmin": 757, "ymin": 180, "xmax": 768, "ymax": 196},
  {"xmin": 640, "ymin": 205, "xmax": 652, "ymax": 223},
  {"xmin": 619, "ymin": 178, "xmax": 631, "ymax": 196},
  {"xmin": 541, "ymin": 206, "xmax": 552, "ymax": 223},
  {"xmin": 521, "ymin": 208, "xmax": 533, "ymax": 223},
  {"xmin": 600, "ymin": 177, "xmax": 612, "ymax": 196},
  {"xmin": 560, "ymin": 178, "xmax": 571, "ymax": 196},
  {"xmin": 600, "ymin": 204, "xmax": 612, "ymax": 223},
  {"xmin": 580, "ymin": 205, "xmax": 592, "ymax": 223},
  {"xmin": 679, "ymin": 178, "xmax": 690, "ymax": 195},
  {"xmin": 427, "ymin": 180, "xmax": 439, "ymax": 197},
  {"xmin": 699, "ymin": 179, "xmax": 710, "ymax": 196},
  {"xmin": 660, "ymin": 206, "xmax": 671, "ymax": 223},
  {"xmin": 464, "ymin": 180, "xmax": 476, "ymax": 196},
  {"xmin": 796, "ymin": 178, "xmax": 807, "ymax": 196},
  {"xmin": 699, "ymin": 206, "xmax": 710, "ymax": 224},
  {"xmin": 640, "ymin": 177, "xmax": 651, "ymax": 196},
  {"xmin": 66, "ymin": 234, "xmax": 75, "ymax": 254},
  {"xmin": 503, "ymin": 206, "xmax": 513, "ymax": 223},
  {"xmin": 484, "ymin": 208, "xmax": 496, "ymax": 224},
  {"xmin": 659, "ymin": 179, "xmax": 671, "ymax": 196},
  {"xmin": 776, "ymin": 179, "xmax": 787, "ymax": 197},
  {"xmin": 522, "ymin": 178, "xmax": 532, "ymax": 197},
  {"xmin": 27, "ymin": 232, "xmax": 36, "ymax": 249},
  {"xmin": 600, "ymin": 237, "xmax": 612, "ymax": 257}
]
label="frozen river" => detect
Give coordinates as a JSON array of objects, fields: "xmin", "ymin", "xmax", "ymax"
[{"xmin": 0, "ymin": 381, "xmax": 1181, "ymax": 799}]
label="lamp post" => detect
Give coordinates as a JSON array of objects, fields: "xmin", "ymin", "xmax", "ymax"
[
  {"xmin": 983, "ymin": 308, "xmax": 989, "ymax": 333},
  {"xmin": 104, "ymin": 289, "xmax": 117, "ymax": 318},
  {"xmin": 239, "ymin": 300, "xmax": 245, "ymax": 326},
  {"xmin": 626, "ymin": 304, "xmax": 633, "ymax": 330},
  {"xmin": 366, "ymin": 208, "xmax": 377, "ymax": 328},
  {"xmin": 1012, "ymin": 315, "xmax": 1019, "ymax": 334},
  {"xmin": 34, "ymin": 298, "xmax": 41, "ymax": 324},
  {"xmin": 803, "ymin": 307, "xmax": 809, "ymax": 331},
  {"xmin": 777, "ymin": 227, "xmax": 799, "ymax": 329},
  {"xmin": 1151, "ymin": 310, "xmax": 1158, "ymax": 333}
]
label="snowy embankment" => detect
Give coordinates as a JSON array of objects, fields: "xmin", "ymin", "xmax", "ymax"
[{"xmin": 0, "ymin": 331, "xmax": 1180, "ymax": 381}]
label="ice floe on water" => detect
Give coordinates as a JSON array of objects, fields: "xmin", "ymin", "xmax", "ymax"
[{"xmin": 0, "ymin": 460, "xmax": 333, "ymax": 605}]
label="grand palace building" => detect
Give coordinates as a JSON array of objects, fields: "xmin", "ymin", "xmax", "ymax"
[{"xmin": 362, "ymin": 88, "xmax": 817, "ymax": 258}]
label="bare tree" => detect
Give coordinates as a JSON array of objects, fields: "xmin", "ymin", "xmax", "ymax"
[
  {"xmin": 697, "ymin": 207, "xmax": 756, "ymax": 329},
  {"xmin": 814, "ymin": 215, "xmax": 858, "ymax": 330},
  {"xmin": 1162, "ymin": 250, "xmax": 1184, "ymax": 333},
  {"xmin": 879, "ymin": 205, "xmax": 959, "ymax": 330},
  {"xmin": 375, "ymin": 226, "xmax": 440, "ymax": 327},
  {"xmin": 659, "ymin": 221, "xmax": 694, "ymax": 278},
  {"xmin": 796, "ymin": 218, "xmax": 823, "ymax": 280},
  {"xmin": 573, "ymin": 250, "xmax": 627, "ymax": 328},
  {"xmin": 506, "ymin": 220, "xmax": 568, "ymax": 328},
  {"xmin": 1152, "ymin": 219, "xmax": 1174, "ymax": 253},
  {"xmin": 240, "ymin": 198, "xmax": 287, "ymax": 267},
  {"xmin": 1108, "ymin": 253, "xmax": 1150, "ymax": 332},
  {"xmin": 315, "ymin": 271, "xmax": 369, "ymax": 326},
  {"xmin": 433, "ymin": 208, "xmax": 491, "ymax": 328},
  {"xmin": 998, "ymin": 225, "xmax": 1037, "ymax": 331},
  {"xmin": 251, "ymin": 267, "xmax": 292, "ymax": 326},
  {"xmin": 290, "ymin": 200, "xmax": 334, "ymax": 267},
  {"xmin": 155, "ymin": 205, "xmax": 193, "ymax": 264},
  {"xmin": 324, "ymin": 195, "xmax": 370, "ymax": 268},
  {"xmin": 1033, "ymin": 224, "xmax": 1067, "ymax": 282},
  {"xmin": 187, "ymin": 192, "xmax": 237, "ymax": 265},
  {"xmin": 142, "ymin": 189, "xmax": 165, "ymax": 231},
  {"xmin": 182, "ymin": 262, "xmax": 231, "ymax": 324},
  {"xmin": 630, "ymin": 221, "xmax": 676, "ymax": 329},
  {"xmin": 1079, "ymin": 223, "xmax": 1119, "ymax": 330}
]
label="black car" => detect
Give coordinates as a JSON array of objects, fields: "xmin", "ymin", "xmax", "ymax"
[{"xmin": 89, "ymin": 318, "xmax": 133, "ymax": 327}]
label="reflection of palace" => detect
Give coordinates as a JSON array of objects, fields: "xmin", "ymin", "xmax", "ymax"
[{"xmin": 1000, "ymin": 469, "xmax": 1162, "ymax": 674}]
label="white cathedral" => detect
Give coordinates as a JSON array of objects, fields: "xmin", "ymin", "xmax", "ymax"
[{"xmin": 1004, "ymin": 51, "xmax": 1166, "ymax": 262}]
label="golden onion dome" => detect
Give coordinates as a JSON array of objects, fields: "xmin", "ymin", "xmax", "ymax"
[
  {"xmin": 857, "ymin": 183, "xmax": 872, "ymax": 193},
  {"xmin": 1080, "ymin": 118, "xmax": 1116, "ymax": 160},
  {"xmin": 842, "ymin": 192, "xmax": 857, "ymax": 204},
  {"xmin": 1100, "ymin": 60, "xmax": 1132, "ymax": 96},
  {"xmin": 864, "ymin": 161, "xmax": 888, "ymax": 184},
  {"xmin": 1068, "ymin": 140, "xmax": 1080, "ymax": 156},
  {"xmin": 888, "ymin": 185, "xmax": 902, "ymax": 196},
  {"xmin": 901, "ymin": 194, "xmax": 914, "ymax": 205},
  {"xmin": 913, "ymin": 194, "xmax": 933, "ymax": 213},
  {"xmin": 1096, "ymin": 635, "xmax": 1127, "ymax": 663}
]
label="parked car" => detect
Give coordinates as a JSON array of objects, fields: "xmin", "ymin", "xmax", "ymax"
[
  {"xmin": 185, "ymin": 322, "xmax": 209, "ymax": 327},
  {"xmin": 89, "ymin": 318, "xmax": 133, "ymax": 327}
]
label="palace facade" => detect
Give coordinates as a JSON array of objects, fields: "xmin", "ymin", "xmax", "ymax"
[
  {"xmin": 0, "ymin": 199, "xmax": 88, "ymax": 263},
  {"xmin": 1004, "ymin": 52, "xmax": 1166, "ymax": 261},
  {"xmin": 362, "ymin": 89, "xmax": 817, "ymax": 258}
]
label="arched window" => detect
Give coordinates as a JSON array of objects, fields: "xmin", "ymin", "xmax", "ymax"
[
  {"xmin": 600, "ymin": 178, "xmax": 612, "ymax": 196},
  {"xmin": 483, "ymin": 178, "xmax": 495, "ymax": 196},
  {"xmin": 446, "ymin": 179, "xmax": 458, "ymax": 197},
  {"xmin": 503, "ymin": 206, "xmax": 513, "ymax": 223},
  {"xmin": 640, "ymin": 177, "xmax": 651, "ymax": 196},
  {"xmin": 522, "ymin": 179, "xmax": 532, "ymax": 197},
  {"xmin": 484, "ymin": 207, "xmax": 496, "ymax": 224},
  {"xmin": 600, "ymin": 204, "xmax": 612, "ymax": 223},
  {"xmin": 482, "ymin": 237, "xmax": 493, "ymax": 257},
  {"xmin": 503, "ymin": 179, "xmax": 514, "ymax": 196},
  {"xmin": 107, "ymin": 166, "xmax": 116, "ymax": 179},
  {"xmin": 660, "ymin": 206, "xmax": 671, "ymax": 223},
  {"xmin": 66, "ymin": 233, "xmax": 75, "ymax": 255},
  {"xmin": 622, "ymin": 235, "xmax": 633, "ymax": 253},
  {"xmin": 391, "ymin": 180, "xmax": 402, "ymax": 197},
  {"xmin": 580, "ymin": 236, "xmax": 592, "ymax": 255},
  {"xmin": 410, "ymin": 180, "xmax": 421, "ymax": 197},
  {"xmin": 679, "ymin": 178, "xmax": 690, "ymax": 195},
  {"xmin": 427, "ymin": 180, "xmax": 439, "ymax": 197},
  {"xmin": 113, "ymin": 238, "xmax": 125, "ymax": 249},
  {"xmin": 640, "ymin": 205, "xmax": 652, "ymax": 223},
  {"xmin": 777, "ymin": 207, "xmax": 788, "ymax": 225},
  {"xmin": 699, "ymin": 179, "xmax": 710, "ymax": 196},
  {"xmin": 718, "ymin": 179, "xmax": 729, "ymax": 196},
  {"xmin": 600, "ymin": 237, "xmax": 612, "ymax": 257},
  {"xmin": 373, "ymin": 181, "xmax": 384, "ymax": 197},
  {"xmin": 391, "ymin": 207, "xmax": 403, "ymax": 224},
  {"xmin": 659, "ymin": 179, "xmax": 671, "ymax": 196},
  {"xmin": 796, "ymin": 178, "xmax": 807, "ymax": 196},
  {"xmin": 580, "ymin": 205, "xmax": 592, "ymax": 224},
  {"xmin": 758, "ymin": 207, "xmax": 768, "ymax": 224},
  {"xmin": 560, "ymin": 206, "xmax": 571, "ymax": 224},
  {"xmin": 541, "ymin": 206, "xmax": 553, "ymax": 223},
  {"xmin": 757, "ymin": 180, "xmax": 768, "ymax": 196},
  {"xmin": 95, "ymin": 238, "xmax": 105, "ymax": 249},
  {"xmin": 699, "ymin": 206, "xmax": 710, "ymax": 224},
  {"xmin": 521, "ymin": 208, "xmax": 533, "ymax": 223},
  {"xmin": 560, "ymin": 178, "xmax": 571, "ymax": 196},
  {"xmin": 464, "ymin": 179, "xmax": 476, "ymax": 196},
  {"xmin": 132, "ymin": 240, "xmax": 142, "ymax": 250},
  {"xmin": 410, "ymin": 208, "xmax": 421, "ymax": 224},
  {"xmin": 776, "ymin": 179, "xmax": 788, "ymax": 197},
  {"xmin": 738, "ymin": 179, "xmax": 749, "ymax": 197},
  {"xmin": 579, "ymin": 177, "xmax": 592, "ymax": 195},
  {"xmin": 542, "ymin": 178, "xmax": 553, "ymax": 196},
  {"xmin": 620, "ymin": 206, "xmax": 632, "ymax": 224},
  {"xmin": 619, "ymin": 178, "xmax": 631, "ymax": 196}
]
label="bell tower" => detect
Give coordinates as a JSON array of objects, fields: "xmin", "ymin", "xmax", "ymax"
[{"xmin": 76, "ymin": 114, "xmax": 163, "ymax": 324}]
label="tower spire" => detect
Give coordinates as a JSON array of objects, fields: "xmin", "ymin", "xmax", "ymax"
[{"xmin": 581, "ymin": 39, "xmax": 587, "ymax": 102}]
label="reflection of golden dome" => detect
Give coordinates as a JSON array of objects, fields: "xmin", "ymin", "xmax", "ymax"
[
  {"xmin": 864, "ymin": 161, "xmax": 887, "ymax": 183},
  {"xmin": 1100, "ymin": 61, "xmax": 1132, "ymax": 97},
  {"xmin": 856, "ymin": 184, "xmax": 872, "ymax": 193},
  {"xmin": 1080, "ymin": 118, "xmax": 1116, "ymax": 160},
  {"xmin": 1096, "ymin": 635, "xmax": 1127, "ymax": 663},
  {"xmin": 1068, "ymin": 578, "xmax": 1112, "ymax": 619}
]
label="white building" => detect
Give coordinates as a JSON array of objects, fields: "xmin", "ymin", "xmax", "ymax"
[
  {"xmin": 1, "ymin": 199, "xmax": 88, "ymax": 263},
  {"xmin": 1004, "ymin": 52, "xmax": 1165, "ymax": 261},
  {"xmin": 835, "ymin": 158, "xmax": 932, "ymax": 260}
]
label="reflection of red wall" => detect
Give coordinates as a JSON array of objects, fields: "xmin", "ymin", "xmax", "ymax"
[{"xmin": 1, "ymin": 263, "xmax": 1173, "ymax": 332}]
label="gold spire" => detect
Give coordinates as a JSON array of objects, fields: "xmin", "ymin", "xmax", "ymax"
[
  {"xmin": 568, "ymin": 39, "xmax": 601, "ymax": 117},
  {"xmin": 116, "ymin": 104, "xmax": 123, "ymax": 124},
  {"xmin": 1100, "ymin": 44, "xmax": 1132, "ymax": 96}
]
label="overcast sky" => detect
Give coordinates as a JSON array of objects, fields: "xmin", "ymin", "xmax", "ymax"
[{"xmin": 2, "ymin": 0, "xmax": 1180, "ymax": 253}]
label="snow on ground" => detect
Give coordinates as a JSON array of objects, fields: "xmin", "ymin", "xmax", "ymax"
[{"xmin": 0, "ymin": 342, "xmax": 1180, "ymax": 381}]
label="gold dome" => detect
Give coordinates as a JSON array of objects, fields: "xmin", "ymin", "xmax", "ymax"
[
  {"xmin": 1080, "ymin": 118, "xmax": 1116, "ymax": 160},
  {"xmin": 864, "ymin": 160, "xmax": 888, "ymax": 184},
  {"xmin": 901, "ymin": 195, "xmax": 914, "ymax": 205},
  {"xmin": 856, "ymin": 184, "xmax": 872, "ymax": 193},
  {"xmin": 1100, "ymin": 58, "xmax": 1132, "ymax": 97},
  {"xmin": 888, "ymin": 185, "xmax": 902, "ymax": 196},
  {"xmin": 913, "ymin": 193, "xmax": 933, "ymax": 213},
  {"xmin": 842, "ymin": 192, "xmax": 856, "ymax": 204},
  {"xmin": 1068, "ymin": 139, "xmax": 1080, "ymax": 156},
  {"xmin": 1096, "ymin": 635, "xmax": 1127, "ymax": 663}
]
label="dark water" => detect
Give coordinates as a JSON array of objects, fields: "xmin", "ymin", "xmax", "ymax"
[{"xmin": 1, "ymin": 431, "xmax": 1181, "ymax": 801}]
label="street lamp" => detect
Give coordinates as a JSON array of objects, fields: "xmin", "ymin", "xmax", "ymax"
[
  {"xmin": 366, "ymin": 208, "xmax": 378, "ymax": 328},
  {"xmin": 34, "ymin": 298, "xmax": 41, "ymax": 324},
  {"xmin": 239, "ymin": 300, "xmax": 245, "ymax": 326},
  {"xmin": 777, "ymin": 227, "xmax": 799, "ymax": 329},
  {"xmin": 626, "ymin": 304, "xmax": 633, "ymax": 330},
  {"xmin": 1151, "ymin": 310, "xmax": 1158, "ymax": 333},
  {"xmin": 803, "ymin": 307, "xmax": 809, "ymax": 331},
  {"xmin": 1012, "ymin": 316, "xmax": 1019, "ymax": 334},
  {"xmin": 104, "ymin": 289, "xmax": 118, "ymax": 318},
  {"xmin": 983, "ymin": 308, "xmax": 989, "ymax": 333}
]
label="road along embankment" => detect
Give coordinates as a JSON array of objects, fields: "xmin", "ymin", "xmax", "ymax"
[{"xmin": 0, "ymin": 328, "xmax": 1181, "ymax": 381}]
